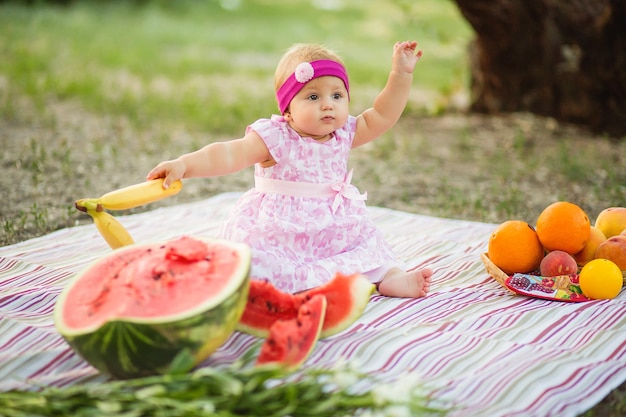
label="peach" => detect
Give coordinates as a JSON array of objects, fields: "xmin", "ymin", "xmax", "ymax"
[
  {"xmin": 573, "ymin": 226, "xmax": 607, "ymax": 267},
  {"xmin": 594, "ymin": 235, "xmax": 626, "ymax": 271},
  {"xmin": 594, "ymin": 207, "xmax": 626, "ymax": 238},
  {"xmin": 540, "ymin": 250, "xmax": 578, "ymax": 276}
]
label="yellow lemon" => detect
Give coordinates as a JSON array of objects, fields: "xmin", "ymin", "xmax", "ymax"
[{"xmin": 579, "ymin": 259, "xmax": 623, "ymax": 299}]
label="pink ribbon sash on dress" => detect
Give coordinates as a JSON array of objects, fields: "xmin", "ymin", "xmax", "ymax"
[{"xmin": 254, "ymin": 169, "xmax": 367, "ymax": 212}]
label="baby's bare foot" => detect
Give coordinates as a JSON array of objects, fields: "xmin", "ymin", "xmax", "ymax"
[{"xmin": 377, "ymin": 267, "xmax": 433, "ymax": 298}]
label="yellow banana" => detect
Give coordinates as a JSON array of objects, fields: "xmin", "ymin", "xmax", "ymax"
[
  {"xmin": 87, "ymin": 208, "xmax": 135, "ymax": 249},
  {"xmin": 76, "ymin": 179, "xmax": 183, "ymax": 212}
]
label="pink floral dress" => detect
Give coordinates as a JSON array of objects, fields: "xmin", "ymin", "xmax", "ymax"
[{"xmin": 219, "ymin": 115, "xmax": 401, "ymax": 293}]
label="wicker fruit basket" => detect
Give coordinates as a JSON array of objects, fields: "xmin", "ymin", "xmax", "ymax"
[
  {"xmin": 481, "ymin": 252, "xmax": 626, "ymax": 293},
  {"xmin": 480, "ymin": 253, "xmax": 514, "ymax": 292}
]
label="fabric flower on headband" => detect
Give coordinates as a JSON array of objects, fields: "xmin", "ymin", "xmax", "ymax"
[{"xmin": 294, "ymin": 62, "xmax": 315, "ymax": 83}]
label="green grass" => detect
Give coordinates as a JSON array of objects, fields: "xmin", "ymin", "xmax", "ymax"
[{"xmin": 0, "ymin": 0, "xmax": 471, "ymax": 133}]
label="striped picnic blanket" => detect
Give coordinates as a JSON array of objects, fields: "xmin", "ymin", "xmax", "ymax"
[{"xmin": 1, "ymin": 192, "xmax": 624, "ymax": 416}]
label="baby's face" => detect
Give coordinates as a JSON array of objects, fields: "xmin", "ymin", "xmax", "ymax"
[{"xmin": 285, "ymin": 76, "xmax": 349, "ymax": 140}]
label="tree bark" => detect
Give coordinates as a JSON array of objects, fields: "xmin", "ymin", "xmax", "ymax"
[{"xmin": 453, "ymin": 0, "xmax": 626, "ymax": 137}]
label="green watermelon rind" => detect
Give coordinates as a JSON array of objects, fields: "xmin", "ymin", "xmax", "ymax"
[
  {"xmin": 53, "ymin": 237, "xmax": 251, "ymax": 379},
  {"xmin": 235, "ymin": 280, "xmax": 301, "ymax": 339}
]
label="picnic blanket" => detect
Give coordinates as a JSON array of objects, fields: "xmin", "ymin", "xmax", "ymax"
[{"xmin": 1, "ymin": 192, "xmax": 624, "ymax": 416}]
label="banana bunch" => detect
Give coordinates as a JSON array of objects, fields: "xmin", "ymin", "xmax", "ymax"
[{"xmin": 76, "ymin": 179, "xmax": 183, "ymax": 250}]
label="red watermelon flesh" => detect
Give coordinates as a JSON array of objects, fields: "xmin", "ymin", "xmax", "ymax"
[
  {"xmin": 62, "ymin": 236, "xmax": 241, "ymax": 329},
  {"xmin": 255, "ymin": 294, "xmax": 326, "ymax": 370},
  {"xmin": 237, "ymin": 272, "xmax": 374, "ymax": 339},
  {"xmin": 236, "ymin": 279, "xmax": 301, "ymax": 337}
]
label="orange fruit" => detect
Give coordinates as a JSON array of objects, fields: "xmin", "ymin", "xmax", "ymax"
[
  {"xmin": 578, "ymin": 258, "xmax": 623, "ymax": 299},
  {"xmin": 488, "ymin": 220, "xmax": 544, "ymax": 274},
  {"xmin": 535, "ymin": 201, "xmax": 591, "ymax": 255}
]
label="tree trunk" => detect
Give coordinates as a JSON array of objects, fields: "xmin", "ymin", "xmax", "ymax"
[{"xmin": 453, "ymin": 0, "xmax": 626, "ymax": 137}]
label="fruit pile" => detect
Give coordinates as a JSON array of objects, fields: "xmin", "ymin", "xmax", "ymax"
[
  {"xmin": 240, "ymin": 273, "xmax": 374, "ymax": 371},
  {"xmin": 487, "ymin": 202, "xmax": 626, "ymax": 300}
]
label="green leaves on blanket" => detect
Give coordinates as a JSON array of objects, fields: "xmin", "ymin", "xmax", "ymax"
[{"xmin": 0, "ymin": 359, "xmax": 446, "ymax": 417}]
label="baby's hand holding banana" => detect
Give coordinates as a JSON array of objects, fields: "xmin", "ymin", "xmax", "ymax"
[{"xmin": 75, "ymin": 178, "xmax": 183, "ymax": 212}]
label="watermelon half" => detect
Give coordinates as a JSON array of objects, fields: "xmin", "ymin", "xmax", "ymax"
[
  {"xmin": 54, "ymin": 236, "xmax": 251, "ymax": 379},
  {"xmin": 237, "ymin": 272, "xmax": 374, "ymax": 339}
]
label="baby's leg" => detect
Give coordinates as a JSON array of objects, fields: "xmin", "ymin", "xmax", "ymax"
[{"xmin": 377, "ymin": 267, "xmax": 433, "ymax": 298}]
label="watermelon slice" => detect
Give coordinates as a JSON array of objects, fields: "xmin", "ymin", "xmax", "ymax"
[
  {"xmin": 237, "ymin": 272, "xmax": 374, "ymax": 339},
  {"xmin": 255, "ymin": 294, "xmax": 326, "ymax": 371},
  {"xmin": 54, "ymin": 236, "xmax": 251, "ymax": 379}
]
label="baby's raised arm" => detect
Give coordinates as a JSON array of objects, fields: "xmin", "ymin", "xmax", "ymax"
[
  {"xmin": 147, "ymin": 131, "xmax": 271, "ymax": 188},
  {"xmin": 352, "ymin": 41, "xmax": 422, "ymax": 148}
]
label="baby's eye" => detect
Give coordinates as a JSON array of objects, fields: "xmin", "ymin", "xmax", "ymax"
[
  {"xmin": 332, "ymin": 93, "xmax": 343, "ymax": 100},
  {"xmin": 307, "ymin": 94, "xmax": 319, "ymax": 101}
]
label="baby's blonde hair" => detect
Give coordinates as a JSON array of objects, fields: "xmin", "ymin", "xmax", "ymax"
[{"xmin": 274, "ymin": 43, "xmax": 346, "ymax": 93}]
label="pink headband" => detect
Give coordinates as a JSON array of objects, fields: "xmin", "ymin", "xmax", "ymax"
[{"xmin": 276, "ymin": 59, "xmax": 350, "ymax": 114}]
